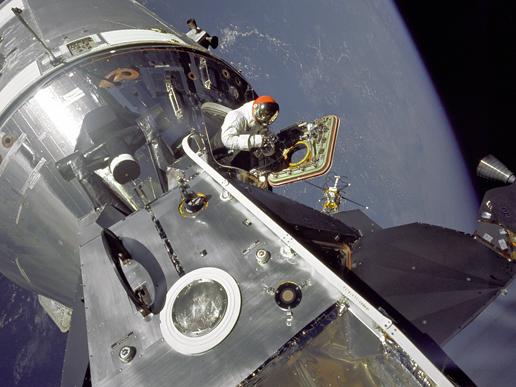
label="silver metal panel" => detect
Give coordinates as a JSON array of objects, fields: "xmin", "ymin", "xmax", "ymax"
[
  {"xmin": 0, "ymin": 62, "xmax": 41, "ymax": 115},
  {"xmin": 109, "ymin": 208, "xmax": 182, "ymax": 300},
  {"xmin": 0, "ymin": 0, "xmax": 222, "ymax": 305},
  {"xmin": 0, "ymin": 0, "xmax": 198, "ymax": 117},
  {"xmin": 81, "ymin": 233, "xmax": 165, "ymax": 382},
  {"xmin": 0, "ymin": 130, "xmax": 81, "ymax": 305},
  {"xmin": 181, "ymin": 137, "xmax": 457, "ymax": 387},
  {"xmin": 0, "ymin": 0, "xmax": 24, "ymax": 26},
  {"xmin": 81, "ymin": 167, "xmax": 343, "ymax": 386},
  {"xmin": 0, "ymin": 19, "xmax": 255, "ymax": 306}
]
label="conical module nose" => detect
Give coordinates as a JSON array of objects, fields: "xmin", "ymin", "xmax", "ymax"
[{"xmin": 477, "ymin": 154, "xmax": 515, "ymax": 184}]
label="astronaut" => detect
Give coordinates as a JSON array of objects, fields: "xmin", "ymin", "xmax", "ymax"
[
  {"xmin": 215, "ymin": 96, "xmax": 279, "ymax": 171},
  {"xmin": 220, "ymin": 96, "xmax": 279, "ymax": 150}
]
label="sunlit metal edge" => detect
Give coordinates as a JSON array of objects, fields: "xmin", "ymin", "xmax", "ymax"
[{"xmin": 0, "ymin": 30, "xmax": 200, "ymax": 124}]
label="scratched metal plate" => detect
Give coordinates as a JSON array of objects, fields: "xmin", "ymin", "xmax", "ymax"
[{"xmin": 81, "ymin": 163, "xmax": 343, "ymax": 386}]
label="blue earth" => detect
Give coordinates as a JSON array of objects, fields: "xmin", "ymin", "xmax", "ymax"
[
  {"xmin": 0, "ymin": 276, "xmax": 67, "ymax": 386},
  {"xmin": 160, "ymin": 0, "xmax": 479, "ymax": 231},
  {"xmin": 0, "ymin": 0, "xmax": 490, "ymax": 386}
]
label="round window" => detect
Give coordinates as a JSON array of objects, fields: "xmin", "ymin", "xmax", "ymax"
[
  {"xmin": 171, "ymin": 279, "xmax": 228, "ymax": 337},
  {"xmin": 160, "ymin": 268, "xmax": 241, "ymax": 355}
]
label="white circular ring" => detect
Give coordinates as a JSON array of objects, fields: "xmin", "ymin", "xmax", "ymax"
[
  {"xmin": 160, "ymin": 267, "xmax": 241, "ymax": 355},
  {"xmin": 109, "ymin": 153, "xmax": 136, "ymax": 173}
]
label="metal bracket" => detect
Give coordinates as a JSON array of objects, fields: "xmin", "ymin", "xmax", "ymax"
[
  {"xmin": 199, "ymin": 58, "xmax": 212, "ymax": 89},
  {"xmin": 337, "ymin": 297, "xmax": 349, "ymax": 316},
  {"xmin": 165, "ymin": 77, "xmax": 184, "ymax": 121}
]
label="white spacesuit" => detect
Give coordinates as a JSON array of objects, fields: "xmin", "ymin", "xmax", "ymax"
[
  {"xmin": 220, "ymin": 96, "xmax": 279, "ymax": 151},
  {"xmin": 221, "ymin": 101, "xmax": 263, "ymax": 150}
]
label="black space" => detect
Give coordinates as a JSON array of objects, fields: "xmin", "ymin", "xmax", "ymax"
[{"xmin": 394, "ymin": 1, "xmax": 516, "ymax": 201}]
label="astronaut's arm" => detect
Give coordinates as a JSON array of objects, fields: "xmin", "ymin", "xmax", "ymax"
[{"xmin": 221, "ymin": 116, "xmax": 263, "ymax": 151}]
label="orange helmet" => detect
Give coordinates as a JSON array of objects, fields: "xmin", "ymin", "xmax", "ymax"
[{"xmin": 252, "ymin": 96, "xmax": 279, "ymax": 125}]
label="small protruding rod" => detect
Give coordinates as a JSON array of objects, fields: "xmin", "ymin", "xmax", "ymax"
[
  {"xmin": 187, "ymin": 18, "xmax": 198, "ymax": 31},
  {"xmin": 342, "ymin": 196, "xmax": 369, "ymax": 210},
  {"xmin": 11, "ymin": 7, "xmax": 62, "ymax": 65},
  {"xmin": 331, "ymin": 175, "xmax": 341, "ymax": 190}
]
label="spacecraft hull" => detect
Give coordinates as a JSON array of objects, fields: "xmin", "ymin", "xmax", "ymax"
[{"xmin": 0, "ymin": 1, "xmax": 504, "ymax": 386}]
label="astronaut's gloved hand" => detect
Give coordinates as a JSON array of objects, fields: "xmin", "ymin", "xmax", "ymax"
[
  {"xmin": 259, "ymin": 127, "xmax": 277, "ymax": 143},
  {"xmin": 249, "ymin": 135, "xmax": 264, "ymax": 149}
]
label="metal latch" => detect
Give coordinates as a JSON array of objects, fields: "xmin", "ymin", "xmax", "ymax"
[
  {"xmin": 199, "ymin": 58, "xmax": 212, "ymax": 89},
  {"xmin": 165, "ymin": 76, "xmax": 184, "ymax": 121}
]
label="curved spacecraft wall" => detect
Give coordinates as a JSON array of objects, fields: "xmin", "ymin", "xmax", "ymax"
[{"xmin": 0, "ymin": 0, "xmax": 254, "ymax": 306}]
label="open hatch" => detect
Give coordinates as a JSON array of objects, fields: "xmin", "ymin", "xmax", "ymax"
[{"xmin": 200, "ymin": 102, "xmax": 339, "ymax": 187}]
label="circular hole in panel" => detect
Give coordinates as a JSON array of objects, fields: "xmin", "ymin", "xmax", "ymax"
[
  {"xmin": 160, "ymin": 268, "xmax": 241, "ymax": 355},
  {"xmin": 188, "ymin": 72, "xmax": 197, "ymax": 80},
  {"xmin": 222, "ymin": 68, "xmax": 230, "ymax": 79},
  {"xmin": 274, "ymin": 282, "xmax": 302, "ymax": 310},
  {"xmin": 178, "ymin": 193, "xmax": 208, "ymax": 217},
  {"xmin": 286, "ymin": 141, "xmax": 310, "ymax": 168},
  {"xmin": 2, "ymin": 134, "xmax": 14, "ymax": 148},
  {"xmin": 172, "ymin": 279, "xmax": 228, "ymax": 337}
]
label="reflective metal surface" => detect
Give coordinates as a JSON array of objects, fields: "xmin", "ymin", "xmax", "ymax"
[
  {"xmin": 80, "ymin": 157, "xmax": 344, "ymax": 386},
  {"xmin": 0, "ymin": 0, "xmax": 194, "ymax": 117},
  {"xmin": 172, "ymin": 279, "xmax": 228, "ymax": 337},
  {"xmin": 0, "ymin": 27, "xmax": 254, "ymax": 305},
  {"xmin": 476, "ymin": 154, "xmax": 515, "ymax": 184},
  {"xmin": 77, "ymin": 136, "xmax": 461, "ymax": 386},
  {"xmin": 181, "ymin": 136, "xmax": 461, "ymax": 387},
  {"xmin": 252, "ymin": 308, "xmax": 436, "ymax": 387},
  {"xmin": 0, "ymin": 2, "xmax": 478, "ymax": 386}
]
